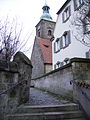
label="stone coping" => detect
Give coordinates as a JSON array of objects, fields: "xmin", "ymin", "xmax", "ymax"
[
  {"xmin": 32, "ymin": 57, "xmax": 90, "ymax": 80},
  {"xmin": 70, "ymin": 57, "xmax": 90, "ymax": 63},
  {"xmin": 32, "ymin": 63, "xmax": 71, "ymax": 80},
  {"xmin": 0, "ymin": 60, "xmax": 18, "ymax": 73},
  {"xmin": 14, "ymin": 51, "xmax": 33, "ymax": 67}
]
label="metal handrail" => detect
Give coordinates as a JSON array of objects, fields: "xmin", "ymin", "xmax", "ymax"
[
  {"xmin": 0, "ymin": 80, "xmax": 28, "ymax": 96},
  {"xmin": 70, "ymin": 80, "xmax": 90, "ymax": 103}
]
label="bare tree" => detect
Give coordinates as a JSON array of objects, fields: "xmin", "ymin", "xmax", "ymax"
[
  {"xmin": 0, "ymin": 16, "xmax": 34, "ymax": 61},
  {"xmin": 0, "ymin": 16, "xmax": 22, "ymax": 61},
  {"xmin": 71, "ymin": 0, "xmax": 90, "ymax": 47}
]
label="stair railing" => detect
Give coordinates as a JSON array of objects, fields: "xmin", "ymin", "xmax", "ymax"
[
  {"xmin": 70, "ymin": 79, "xmax": 90, "ymax": 119},
  {"xmin": 70, "ymin": 79, "xmax": 90, "ymax": 103},
  {"xmin": 0, "ymin": 80, "xmax": 28, "ymax": 96}
]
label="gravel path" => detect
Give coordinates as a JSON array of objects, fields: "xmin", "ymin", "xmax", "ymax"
[{"xmin": 29, "ymin": 87, "xmax": 62, "ymax": 105}]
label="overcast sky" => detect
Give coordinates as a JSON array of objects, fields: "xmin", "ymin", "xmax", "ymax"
[{"xmin": 0, "ymin": 0, "xmax": 66, "ymax": 58}]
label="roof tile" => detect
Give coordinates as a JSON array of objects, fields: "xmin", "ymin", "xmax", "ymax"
[{"xmin": 37, "ymin": 37, "xmax": 52, "ymax": 64}]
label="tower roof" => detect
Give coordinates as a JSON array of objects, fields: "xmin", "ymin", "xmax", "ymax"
[
  {"xmin": 40, "ymin": 2, "xmax": 52, "ymax": 21},
  {"xmin": 37, "ymin": 37, "xmax": 52, "ymax": 64}
]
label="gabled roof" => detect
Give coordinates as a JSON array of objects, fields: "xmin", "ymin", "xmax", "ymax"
[{"xmin": 37, "ymin": 37, "xmax": 52, "ymax": 64}]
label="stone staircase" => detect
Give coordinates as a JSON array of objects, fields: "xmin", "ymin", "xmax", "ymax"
[{"xmin": 5, "ymin": 103, "xmax": 86, "ymax": 120}]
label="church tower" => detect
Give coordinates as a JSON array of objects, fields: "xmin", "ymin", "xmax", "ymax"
[
  {"xmin": 31, "ymin": 2, "xmax": 56, "ymax": 79},
  {"xmin": 36, "ymin": 2, "xmax": 55, "ymax": 40}
]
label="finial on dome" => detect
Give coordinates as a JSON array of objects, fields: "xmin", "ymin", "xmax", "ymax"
[{"xmin": 40, "ymin": 1, "xmax": 52, "ymax": 21}]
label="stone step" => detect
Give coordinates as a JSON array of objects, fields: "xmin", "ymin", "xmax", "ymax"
[
  {"xmin": 15, "ymin": 103, "xmax": 79, "ymax": 113},
  {"xmin": 65, "ymin": 118, "xmax": 86, "ymax": 120},
  {"xmin": 5, "ymin": 103, "xmax": 86, "ymax": 120},
  {"xmin": 6, "ymin": 111, "xmax": 83, "ymax": 120}
]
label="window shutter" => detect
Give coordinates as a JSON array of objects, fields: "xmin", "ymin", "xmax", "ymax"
[
  {"xmin": 60, "ymin": 62, "xmax": 64, "ymax": 67},
  {"xmin": 83, "ymin": 22, "xmax": 86, "ymax": 33},
  {"xmin": 54, "ymin": 42, "xmax": 56, "ymax": 53},
  {"xmin": 82, "ymin": 18, "xmax": 87, "ymax": 33},
  {"xmin": 73, "ymin": 0, "xmax": 77, "ymax": 10},
  {"xmin": 60, "ymin": 37, "xmax": 63, "ymax": 49},
  {"xmin": 56, "ymin": 38, "xmax": 60, "ymax": 51},
  {"xmin": 79, "ymin": 0, "xmax": 83, "ymax": 5},
  {"xmin": 62, "ymin": 12, "xmax": 64, "ymax": 23},
  {"xmin": 69, "ymin": 6, "xmax": 71, "ymax": 17},
  {"xmin": 68, "ymin": 30, "xmax": 71, "ymax": 44}
]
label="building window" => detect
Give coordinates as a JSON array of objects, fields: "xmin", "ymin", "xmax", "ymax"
[
  {"xmin": 86, "ymin": 49, "xmax": 90, "ymax": 58},
  {"xmin": 79, "ymin": 0, "xmax": 83, "ymax": 5},
  {"xmin": 54, "ymin": 38, "xmax": 60, "ymax": 53},
  {"xmin": 54, "ymin": 61, "xmax": 64, "ymax": 69},
  {"xmin": 56, "ymin": 61, "xmax": 61, "ymax": 68},
  {"xmin": 63, "ymin": 32, "xmax": 68, "ymax": 47},
  {"xmin": 54, "ymin": 37, "xmax": 63, "ymax": 53},
  {"xmin": 38, "ymin": 31, "xmax": 40, "ymax": 37},
  {"xmin": 83, "ymin": 18, "xmax": 90, "ymax": 34},
  {"xmin": 54, "ymin": 31, "xmax": 71, "ymax": 53},
  {"xmin": 62, "ymin": 6, "xmax": 71, "ymax": 23},
  {"xmin": 74, "ymin": 0, "xmax": 84, "ymax": 10},
  {"xmin": 54, "ymin": 64, "xmax": 56, "ymax": 69},
  {"xmin": 56, "ymin": 38, "xmax": 60, "ymax": 52},
  {"xmin": 64, "ymin": 58, "xmax": 70, "ymax": 64},
  {"xmin": 48, "ymin": 30, "xmax": 52, "ymax": 36},
  {"xmin": 60, "ymin": 37, "xmax": 63, "ymax": 49},
  {"xmin": 62, "ymin": 31, "xmax": 71, "ymax": 48}
]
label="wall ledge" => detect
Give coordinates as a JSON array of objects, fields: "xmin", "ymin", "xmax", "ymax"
[
  {"xmin": 32, "ymin": 63, "xmax": 71, "ymax": 80},
  {"xmin": 70, "ymin": 57, "xmax": 90, "ymax": 63},
  {"xmin": 32, "ymin": 57, "xmax": 90, "ymax": 80}
]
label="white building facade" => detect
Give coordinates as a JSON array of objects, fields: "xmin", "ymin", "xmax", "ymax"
[{"xmin": 52, "ymin": 0, "xmax": 90, "ymax": 69}]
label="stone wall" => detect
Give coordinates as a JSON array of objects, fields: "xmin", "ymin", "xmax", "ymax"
[
  {"xmin": 71, "ymin": 58, "xmax": 90, "ymax": 100},
  {"xmin": 71, "ymin": 58, "xmax": 90, "ymax": 118},
  {"xmin": 76, "ymin": 84, "xmax": 90, "ymax": 118},
  {"xmin": 0, "ymin": 61, "xmax": 19, "ymax": 120},
  {"xmin": 32, "ymin": 58, "xmax": 90, "ymax": 102},
  {"xmin": 13, "ymin": 52, "xmax": 32, "ymax": 104},
  {"xmin": 32, "ymin": 63, "xmax": 73, "ymax": 101},
  {"xmin": 0, "ymin": 52, "xmax": 32, "ymax": 120},
  {"xmin": 31, "ymin": 38, "xmax": 45, "ymax": 79}
]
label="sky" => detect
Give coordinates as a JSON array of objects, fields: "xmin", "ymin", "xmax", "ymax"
[{"xmin": 0, "ymin": 0, "xmax": 66, "ymax": 58}]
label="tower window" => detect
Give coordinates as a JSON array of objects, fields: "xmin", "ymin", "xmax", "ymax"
[
  {"xmin": 48, "ymin": 30, "xmax": 52, "ymax": 36},
  {"xmin": 38, "ymin": 31, "xmax": 40, "ymax": 37}
]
